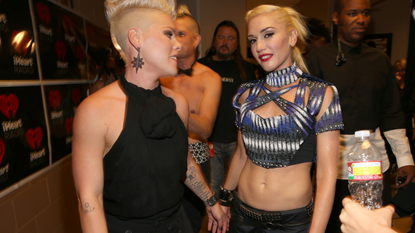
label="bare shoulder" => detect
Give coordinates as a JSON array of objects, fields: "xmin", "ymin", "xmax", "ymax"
[{"xmin": 195, "ymin": 62, "xmax": 222, "ymax": 83}]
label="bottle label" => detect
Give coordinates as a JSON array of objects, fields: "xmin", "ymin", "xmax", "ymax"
[{"xmin": 348, "ymin": 161, "xmax": 382, "ymax": 181}]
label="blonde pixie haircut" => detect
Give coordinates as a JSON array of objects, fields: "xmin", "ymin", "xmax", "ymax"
[
  {"xmin": 104, "ymin": 0, "xmax": 176, "ymax": 62},
  {"xmin": 246, "ymin": 5, "xmax": 309, "ymax": 73}
]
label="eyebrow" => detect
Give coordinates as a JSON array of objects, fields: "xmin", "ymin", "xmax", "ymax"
[{"xmin": 247, "ymin": 27, "xmax": 275, "ymax": 37}]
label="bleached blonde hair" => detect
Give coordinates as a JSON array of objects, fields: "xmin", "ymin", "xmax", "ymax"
[
  {"xmin": 104, "ymin": 0, "xmax": 176, "ymax": 62},
  {"xmin": 246, "ymin": 5, "xmax": 309, "ymax": 73},
  {"xmin": 176, "ymin": 4, "xmax": 200, "ymax": 34}
]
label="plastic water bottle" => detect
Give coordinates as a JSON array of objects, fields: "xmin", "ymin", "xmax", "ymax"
[{"xmin": 348, "ymin": 130, "xmax": 383, "ymax": 210}]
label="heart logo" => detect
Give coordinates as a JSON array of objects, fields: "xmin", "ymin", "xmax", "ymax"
[
  {"xmin": 0, "ymin": 139, "xmax": 5, "ymax": 165},
  {"xmin": 62, "ymin": 15, "xmax": 73, "ymax": 31},
  {"xmin": 36, "ymin": 2, "xmax": 50, "ymax": 25},
  {"xmin": 11, "ymin": 30, "xmax": 32, "ymax": 56},
  {"xmin": 65, "ymin": 117, "xmax": 73, "ymax": 135},
  {"xmin": 26, "ymin": 127, "xmax": 43, "ymax": 150},
  {"xmin": 48, "ymin": 90, "xmax": 61, "ymax": 110},
  {"xmin": 76, "ymin": 46, "xmax": 85, "ymax": 61},
  {"xmin": 0, "ymin": 94, "xmax": 19, "ymax": 119},
  {"xmin": 71, "ymin": 89, "xmax": 81, "ymax": 105},
  {"xmin": 55, "ymin": 41, "xmax": 66, "ymax": 60}
]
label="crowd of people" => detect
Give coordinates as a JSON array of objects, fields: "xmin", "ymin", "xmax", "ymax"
[{"xmin": 72, "ymin": 0, "xmax": 415, "ymax": 232}]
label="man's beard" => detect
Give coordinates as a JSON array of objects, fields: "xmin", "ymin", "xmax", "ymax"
[{"xmin": 217, "ymin": 46, "xmax": 233, "ymax": 60}]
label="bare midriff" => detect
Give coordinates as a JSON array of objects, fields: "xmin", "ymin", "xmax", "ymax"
[{"xmin": 237, "ymin": 160, "xmax": 312, "ymax": 211}]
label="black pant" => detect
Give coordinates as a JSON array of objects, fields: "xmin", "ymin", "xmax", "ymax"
[
  {"xmin": 230, "ymin": 194, "xmax": 312, "ymax": 233},
  {"xmin": 105, "ymin": 204, "xmax": 192, "ymax": 233},
  {"xmin": 326, "ymin": 169, "xmax": 391, "ymax": 233}
]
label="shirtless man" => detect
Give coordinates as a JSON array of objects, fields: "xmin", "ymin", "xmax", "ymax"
[{"xmin": 160, "ymin": 6, "xmax": 222, "ymax": 233}]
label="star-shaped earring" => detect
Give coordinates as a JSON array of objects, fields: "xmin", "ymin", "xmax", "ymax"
[{"xmin": 132, "ymin": 47, "xmax": 144, "ymax": 73}]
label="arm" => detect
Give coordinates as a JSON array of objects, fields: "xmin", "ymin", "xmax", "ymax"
[
  {"xmin": 72, "ymin": 100, "xmax": 108, "ymax": 233},
  {"xmin": 188, "ymin": 70, "xmax": 222, "ymax": 139},
  {"xmin": 340, "ymin": 197, "xmax": 397, "ymax": 233},
  {"xmin": 184, "ymin": 151, "xmax": 226, "ymax": 233},
  {"xmin": 383, "ymin": 129, "xmax": 415, "ymax": 187},
  {"xmin": 310, "ymin": 86, "xmax": 340, "ymax": 233}
]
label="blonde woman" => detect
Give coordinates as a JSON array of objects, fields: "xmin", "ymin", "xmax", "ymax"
[
  {"xmin": 218, "ymin": 5, "xmax": 343, "ymax": 232},
  {"xmin": 72, "ymin": 0, "xmax": 225, "ymax": 232}
]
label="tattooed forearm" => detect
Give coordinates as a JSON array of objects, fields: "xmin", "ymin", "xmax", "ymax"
[
  {"xmin": 185, "ymin": 165, "xmax": 211, "ymax": 201},
  {"xmin": 84, "ymin": 202, "xmax": 95, "ymax": 213}
]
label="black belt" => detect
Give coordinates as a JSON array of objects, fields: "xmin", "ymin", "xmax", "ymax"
[{"xmin": 238, "ymin": 198, "xmax": 313, "ymax": 223}]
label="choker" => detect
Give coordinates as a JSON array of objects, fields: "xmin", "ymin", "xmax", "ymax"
[
  {"xmin": 178, "ymin": 61, "xmax": 196, "ymax": 76},
  {"xmin": 266, "ymin": 63, "xmax": 302, "ymax": 87}
]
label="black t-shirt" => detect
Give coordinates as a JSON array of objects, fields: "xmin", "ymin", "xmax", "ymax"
[{"xmin": 198, "ymin": 57, "xmax": 256, "ymax": 142}]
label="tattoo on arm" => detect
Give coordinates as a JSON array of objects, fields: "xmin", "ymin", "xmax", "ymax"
[
  {"xmin": 84, "ymin": 202, "xmax": 95, "ymax": 213},
  {"xmin": 186, "ymin": 165, "xmax": 210, "ymax": 201}
]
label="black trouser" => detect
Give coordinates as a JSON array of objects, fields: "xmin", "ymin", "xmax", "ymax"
[
  {"xmin": 105, "ymin": 204, "xmax": 192, "ymax": 233},
  {"xmin": 230, "ymin": 194, "xmax": 312, "ymax": 233},
  {"xmin": 326, "ymin": 169, "xmax": 391, "ymax": 233}
]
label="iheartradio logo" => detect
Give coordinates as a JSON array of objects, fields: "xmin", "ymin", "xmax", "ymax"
[
  {"xmin": 0, "ymin": 139, "xmax": 5, "ymax": 165},
  {"xmin": 71, "ymin": 89, "xmax": 81, "ymax": 105},
  {"xmin": 0, "ymin": 94, "xmax": 19, "ymax": 119},
  {"xmin": 55, "ymin": 41, "xmax": 66, "ymax": 60},
  {"xmin": 62, "ymin": 15, "xmax": 73, "ymax": 30},
  {"xmin": 36, "ymin": 2, "xmax": 50, "ymax": 25},
  {"xmin": 48, "ymin": 90, "xmax": 61, "ymax": 110},
  {"xmin": 26, "ymin": 127, "xmax": 43, "ymax": 150},
  {"xmin": 76, "ymin": 46, "xmax": 85, "ymax": 62},
  {"xmin": 65, "ymin": 117, "xmax": 73, "ymax": 135}
]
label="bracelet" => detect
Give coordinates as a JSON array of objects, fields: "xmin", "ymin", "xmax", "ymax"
[{"xmin": 219, "ymin": 186, "xmax": 235, "ymax": 203}]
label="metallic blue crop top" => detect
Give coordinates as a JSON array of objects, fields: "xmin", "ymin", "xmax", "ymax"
[{"xmin": 233, "ymin": 63, "xmax": 343, "ymax": 168}]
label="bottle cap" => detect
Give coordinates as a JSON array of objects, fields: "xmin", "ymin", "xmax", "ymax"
[{"xmin": 355, "ymin": 130, "xmax": 370, "ymax": 137}]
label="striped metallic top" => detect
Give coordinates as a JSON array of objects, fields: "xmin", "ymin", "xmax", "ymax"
[{"xmin": 233, "ymin": 63, "xmax": 343, "ymax": 168}]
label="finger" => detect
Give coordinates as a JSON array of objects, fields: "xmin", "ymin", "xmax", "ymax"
[
  {"xmin": 211, "ymin": 221, "xmax": 217, "ymax": 233},
  {"xmin": 384, "ymin": 205, "xmax": 395, "ymax": 215},
  {"xmin": 208, "ymin": 220, "xmax": 213, "ymax": 231},
  {"xmin": 342, "ymin": 196, "xmax": 353, "ymax": 207},
  {"xmin": 399, "ymin": 177, "xmax": 412, "ymax": 188},
  {"xmin": 340, "ymin": 224, "xmax": 347, "ymax": 233}
]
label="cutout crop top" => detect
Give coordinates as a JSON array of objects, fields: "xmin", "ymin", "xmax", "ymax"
[{"xmin": 233, "ymin": 63, "xmax": 343, "ymax": 168}]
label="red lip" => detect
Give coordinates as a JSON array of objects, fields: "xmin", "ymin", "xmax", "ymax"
[{"xmin": 259, "ymin": 54, "xmax": 273, "ymax": 62}]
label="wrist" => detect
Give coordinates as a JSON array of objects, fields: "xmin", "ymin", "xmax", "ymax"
[
  {"xmin": 203, "ymin": 193, "xmax": 218, "ymax": 207},
  {"xmin": 219, "ymin": 186, "xmax": 235, "ymax": 206}
]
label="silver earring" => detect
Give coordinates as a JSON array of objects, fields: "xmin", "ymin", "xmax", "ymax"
[{"xmin": 132, "ymin": 46, "xmax": 144, "ymax": 73}]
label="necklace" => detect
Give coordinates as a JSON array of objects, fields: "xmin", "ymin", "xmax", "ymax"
[{"xmin": 266, "ymin": 63, "xmax": 301, "ymax": 87}]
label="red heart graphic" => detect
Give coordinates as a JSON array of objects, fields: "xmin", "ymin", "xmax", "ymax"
[
  {"xmin": 0, "ymin": 94, "xmax": 19, "ymax": 119},
  {"xmin": 71, "ymin": 89, "xmax": 81, "ymax": 105},
  {"xmin": 11, "ymin": 30, "xmax": 32, "ymax": 55},
  {"xmin": 36, "ymin": 2, "xmax": 50, "ymax": 25},
  {"xmin": 65, "ymin": 117, "xmax": 73, "ymax": 135},
  {"xmin": 62, "ymin": 15, "xmax": 73, "ymax": 31},
  {"xmin": 48, "ymin": 90, "xmax": 61, "ymax": 110},
  {"xmin": 0, "ymin": 139, "xmax": 5, "ymax": 165},
  {"xmin": 55, "ymin": 41, "xmax": 66, "ymax": 60},
  {"xmin": 76, "ymin": 46, "xmax": 85, "ymax": 61},
  {"xmin": 26, "ymin": 127, "xmax": 43, "ymax": 150}
]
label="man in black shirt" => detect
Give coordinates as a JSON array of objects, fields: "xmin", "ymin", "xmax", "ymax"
[
  {"xmin": 305, "ymin": 0, "xmax": 415, "ymax": 232},
  {"xmin": 198, "ymin": 20, "xmax": 256, "ymax": 196}
]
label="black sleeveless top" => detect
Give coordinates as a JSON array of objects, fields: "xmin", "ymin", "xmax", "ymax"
[{"xmin": 103, "ymin": 74, "xmax": 188, "ymax": 219}]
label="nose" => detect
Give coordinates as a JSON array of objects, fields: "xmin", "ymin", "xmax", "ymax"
[
  {"xmin": 173, "ymin": 38, "xmax": 182, "ymax": 51},
  {"xmin": 356, "ymin": 13, "xmax": 365, "ymax": 25},
  {"xmin": 256, "ymin": 39, "xmax": 266, "ymax": 53}
]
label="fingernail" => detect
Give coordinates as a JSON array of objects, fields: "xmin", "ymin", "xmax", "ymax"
[{"xmin": 221, "ymin": 227, "xmax": 223, "ymax": 230}]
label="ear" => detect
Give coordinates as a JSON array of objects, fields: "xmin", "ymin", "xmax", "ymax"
[
  {"xmin": 128, "ymin": 27, "xmax": 143, "ymax": 49},
  {"xmin": 332, "ymin": 11, "xmax": 339, "ymax": 26},
  {"xmin": 289, "ymin": 28, "xmax": 298, "ymax": 47},
  {"xmin": 193, "ymin": 34, "xmax": 202, "ymax": 48}
]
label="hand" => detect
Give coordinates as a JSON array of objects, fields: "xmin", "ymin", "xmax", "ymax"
[
  {"xmin": 206, "ymin": 203, "xmax": 227, "ymax": 233},
  {"xmin": 220, "ymin": 205, "xmax": 231, "ymax": 231},
  {"xmin": 397, "ymin": 165, "xmax": 415, "ymax": 187},
  {"xmin": 340, "ymin": 197, "xmax": 395, "ymax": 233}
]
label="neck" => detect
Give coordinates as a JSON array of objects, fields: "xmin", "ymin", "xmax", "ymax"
[
  {"xmin": 124, "ymin": 67, "xmax": 160, "ymax": 90},
  {"xmin": 266, "ymin": 62, "xmax": 301, "ymax": 87},
  {"xmin": 338, "ymin": 37, "xmax": 361, "ymax": 48},
  {"xmin": 212, "ymin": 54, "xmax": 233, "ymax": 61},
  {"xmin": 178, "ymin": 54, "xmax": 196, "ymax": 70}
]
